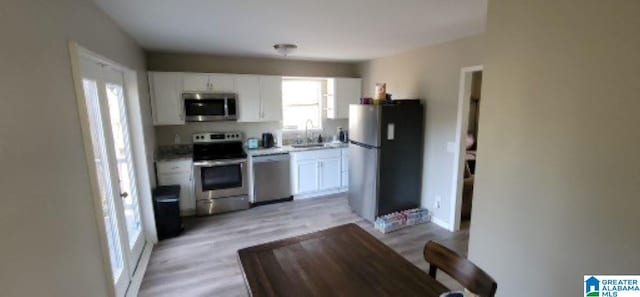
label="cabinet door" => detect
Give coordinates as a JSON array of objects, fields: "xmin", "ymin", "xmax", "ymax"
[
  {"xmin": 341, "ymin": 148, "xmax": 349, "ymax": 172},
  {"xmin": 326, "ymin": 79, "xmax": 337, "ymax": 119},
  {"xmin": 149, "ymin": 72, "xmax": 184, "ymax": 125},
  {"xmin": 235, "ymin": 75, "xmax": 261, "ymax": 122},
  {"xmin": 183, "ymin": 73, "xmax": 210, "ymax": 92},
  {"xmin": 209, "ymin": 74, "xmax": 235, "ymax": 92},
  {"xmin": 259, "ymin": 76, "xmax": 283, "ymax": 122},
  {"xmin": 330, "ymin": 78, "xmax": 362, "ymax": 119},
  {"xmin": 341, "ymin": 171, "xmax": 349, "ymax": 188},
  {"xmin": 319, "ymin": 158, "xmax": 342, "ymax": 190},
  {"xmin": 157, "ymin": 172, "xmax": 194, "ymax": 215},
  {"xmin": 295, "ymin": 160, "xmax": 319, "ymax": 194}
]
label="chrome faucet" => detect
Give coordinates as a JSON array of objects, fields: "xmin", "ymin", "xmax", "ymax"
[{"xmin": 305, "ymin": 119, "xmax": 313, "ymax": 143}]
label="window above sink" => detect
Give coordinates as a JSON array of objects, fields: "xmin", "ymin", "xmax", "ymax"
[{"xmin": 282, "ymin": 78, "xmax": 325, "ymax": 132}]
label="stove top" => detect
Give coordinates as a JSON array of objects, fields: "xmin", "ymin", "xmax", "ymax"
[{"xmin": 192, "ymin": 132, "xmax": 246, "ymax": 161}]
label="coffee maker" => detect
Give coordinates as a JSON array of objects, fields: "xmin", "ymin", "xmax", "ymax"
[{"xmin": 262, "ymin": 133, "xmax": 275, "ymax": 148}]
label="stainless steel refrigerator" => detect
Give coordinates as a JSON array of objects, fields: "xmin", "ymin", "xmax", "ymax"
[{"xmin": 348, "ymin": 102, "xmax": 424, "ymax": 222}]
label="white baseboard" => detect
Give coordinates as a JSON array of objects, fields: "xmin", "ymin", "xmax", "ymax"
[
  {"xmin": 431, "ymin": 216, "xmax": 454, "ymax": 232},
  {"xmin": 294, "ymin": 188, "xmax": 347, "ymax": 200},
  {"xmin": 125, "ymin": 242, "xmax": 154, "ymax": 297}
]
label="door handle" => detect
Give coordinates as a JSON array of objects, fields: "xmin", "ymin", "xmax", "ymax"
[{"xmin": 120, "ymin": 192, "xmax": 129, "ymax": 198}]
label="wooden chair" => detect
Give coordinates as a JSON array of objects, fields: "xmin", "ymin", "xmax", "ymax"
[{"xmin": 423, "ymin": 241, "xmax": 497, "ymax": 297}]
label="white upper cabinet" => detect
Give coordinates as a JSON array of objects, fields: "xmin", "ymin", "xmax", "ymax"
[
  {"xmin": 183, "ymin": 73, "xmax": 235, "ymax": 92},
  {"xmin": 259, "ymin": 76, "xmax": 283, "ymax": 122},
  {"xmin": 182, "ymin": 74, "xmax": 209, "ymax": 92},
  {"xmin": 149, "ymin": 71, "xmax": 284, "ymax": 125},
  {"xmin": 327, "ymin": 78, "xmax": 362, "ymax": 119},
  {"xmin": 236, "ymin": 75, "xmax": 261, "ymax": 122},
  {"xmin": 148, "ymin": 72, "xmax": 184, "ymax": 126},
  {"xmin": 237, "ymin": 75, "xmax": 283, "ymax": 122},
  {"xmin": 209, "ymin": 74, "xmax": 235, "ymax": 92}
]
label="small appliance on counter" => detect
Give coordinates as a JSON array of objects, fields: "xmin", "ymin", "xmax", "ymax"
[
  {"xmin": 275, "ymin": 130, "xmax": 283, "ymax": 148},
  {"xmin": 262, "ymin": 133, "xmax": 275, "ymax": 148},
  {"xmin": 247, "ymin": 138, "xmax": 259, "ymax": 149},
  {"xmin": 337, "ymin": 127, "xmax": 348, "ymax": 143}
]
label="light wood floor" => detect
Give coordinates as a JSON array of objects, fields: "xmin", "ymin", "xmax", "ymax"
[{"xmin": 139, "ymin": 195, "xmax": 469, "ymax": 297}]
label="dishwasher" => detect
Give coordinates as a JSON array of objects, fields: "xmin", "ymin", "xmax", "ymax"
[{"xmin": 252, "ymin": 153, "xmax": 292, "ymax": 204}]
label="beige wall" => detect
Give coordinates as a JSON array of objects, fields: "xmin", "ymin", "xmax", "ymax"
[
  {"xmin": 469, "ymin": 1, "xmax": 640, "ymax": 296},
  {"xmin": 357, "ymin": 35, "xmax": 485, "ymax": 225},
  {"xmin": 147, "ymin": 52, "xmax": 359, "ymax": 77},
  {"xmin": 0, "ymin": 0, "xmax": 153, "ymax": 296},
  {"xmin": 148, "ymin": 53, "xmax": 357, "ymax": 146}
]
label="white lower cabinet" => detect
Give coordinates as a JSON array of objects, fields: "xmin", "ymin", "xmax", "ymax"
[
  {"xmin": 319, "ymin": 158, "xmax": 341, "ymax": 190},
  {"xmin": 295, "ymin": 160, "xmax": 319, "ymax": 194},
  {"xmin": 291, "ymin": 148, "xmax": 348, "ymax": 199},
  {"xmin": 341, "ymin": 148, "xmax": 349, "ymax": 188},
  {"xmin": 341, "ymin": 171, "xmax": 349, "ymax": 188},
  {"xmin": 156, "ymin": 159, "xmax": 195, "ymax": 216}
]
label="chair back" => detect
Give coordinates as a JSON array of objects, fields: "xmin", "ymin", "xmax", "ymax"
[{"xmin": 423, "ymin": 241, "xmax": 497, "ymax": 297}]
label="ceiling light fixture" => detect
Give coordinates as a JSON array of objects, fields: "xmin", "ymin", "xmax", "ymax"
[{"xmin": 273, "ymin": 43, "xmax": 298, "ymax": 57}]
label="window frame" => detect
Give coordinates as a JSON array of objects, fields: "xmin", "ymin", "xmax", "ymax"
[{"xmin": 281, "ymin": 77, "xmax": 326, "ymax": 132}]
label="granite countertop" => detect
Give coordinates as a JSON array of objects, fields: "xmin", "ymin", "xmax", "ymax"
[
  {"xmin": 155, "ymin": 142, "xmax": 349, "ymax": 160},
  {"xmin": 155, "ymin": 144, "xmax": 193, "ymax": 161},
  {"xmin": 246, "ymin": 142, "xmax": 348, "ymax": 157}
]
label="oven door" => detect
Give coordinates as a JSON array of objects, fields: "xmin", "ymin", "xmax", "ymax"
[{"xmin": 194, "ymin": 159, "xmax": 248, "ymax": 199}]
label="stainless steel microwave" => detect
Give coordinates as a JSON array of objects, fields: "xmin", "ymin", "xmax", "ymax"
[{"xmin": 182, "ymin": 93, "xmax": 237, "ymax": 122}]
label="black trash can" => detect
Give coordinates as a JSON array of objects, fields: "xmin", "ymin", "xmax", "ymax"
[{"xmin": 152, "ymin": 185, "xmax": 183, "ymax": 240}]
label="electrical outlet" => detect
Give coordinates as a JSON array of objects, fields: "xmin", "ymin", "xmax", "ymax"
[{"xmin": 435, "ymin": 196, "xmax": 442, "ymax": 209}]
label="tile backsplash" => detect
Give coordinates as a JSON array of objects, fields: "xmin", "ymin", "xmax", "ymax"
[{"xmin": 154, "ymin": 119, "xmax": 348, "ymax": 146}]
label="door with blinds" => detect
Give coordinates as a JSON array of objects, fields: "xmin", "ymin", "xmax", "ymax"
[{"xmin": 79, "ymin": 57, "xmax": 145, "ymax": 296}]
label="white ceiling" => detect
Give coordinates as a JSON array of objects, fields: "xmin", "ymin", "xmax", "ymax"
[{"xmin": 93, "ymin": 0, "xmax": 487, "ymax": 62}]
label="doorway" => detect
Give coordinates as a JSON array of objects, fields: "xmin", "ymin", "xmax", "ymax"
[
  {"xmin": 69, "ymin": 44, "xmax": 152, "ymax": 297},
  {"xmin": 450, "ymin": 66, "xmax": 483, "ymax": 231}
]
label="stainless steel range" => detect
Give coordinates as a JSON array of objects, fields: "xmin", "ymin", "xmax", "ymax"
[{"xmin": 192, "ymin": 132, "xmax": 248, "ymax": 216}]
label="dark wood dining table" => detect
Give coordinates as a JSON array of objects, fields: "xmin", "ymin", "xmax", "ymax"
[{"xmin": 238, "ymin": 223, "xmax": 450, "ymax": 297}]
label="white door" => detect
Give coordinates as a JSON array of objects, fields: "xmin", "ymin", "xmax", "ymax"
[
  {"xmin": 80, "ymin": 58, "xmax": 145, "ymax": 296},
  {"xmin": 319, "ymin": 158, "xmax": 342, "ymax": 190},
  {"xmin": 295, "ymin": 160, "xmax": 319, "ymax": 194},
  {"xmin": 183, "ymin": 73, "xmax": 210, "ymax": 91},
  {"xmin": 149, "ymin": 72, "xmax": 184, "ymax": 125},
  {"xmin": 235, "ymin": 75, "xmax": 261, "ymax": 122},
  {"xmin": 259, "ymin": 76, "xmax": 283, "ymax": 121}
]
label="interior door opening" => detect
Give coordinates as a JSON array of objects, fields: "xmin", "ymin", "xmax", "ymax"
[{"xmin": 451, "ymin": 66, "xmax": 483, "ymax": 232}]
